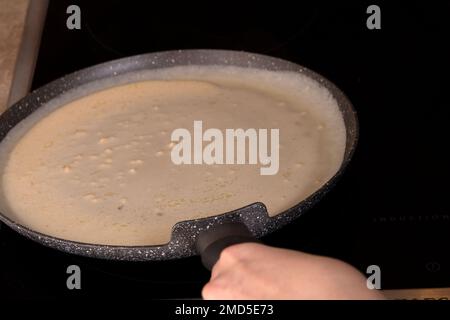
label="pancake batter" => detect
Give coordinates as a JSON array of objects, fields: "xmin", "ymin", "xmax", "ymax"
[{"xmin": 0, "ymin": 66, "xmax": 346, "ymax": 245}]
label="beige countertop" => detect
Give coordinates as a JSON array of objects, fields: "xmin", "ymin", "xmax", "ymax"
[{"xmin": 0, "ymin": 0, "xmax": 29, "ymax": 113}]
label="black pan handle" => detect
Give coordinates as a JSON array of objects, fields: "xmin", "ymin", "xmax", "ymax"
[{"xmin": 196, "ymin": 222, "xmax": 259, "ymax": 270}]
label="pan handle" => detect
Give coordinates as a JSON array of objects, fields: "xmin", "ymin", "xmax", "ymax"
[{"xmin": 196, "ymin": 222, "xmax": 259, "ymax": 270}]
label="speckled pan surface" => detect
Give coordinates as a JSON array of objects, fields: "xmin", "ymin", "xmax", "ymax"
[{"xmin": 0, "ymin": 49, "xmax": 358, "ymax": 261}]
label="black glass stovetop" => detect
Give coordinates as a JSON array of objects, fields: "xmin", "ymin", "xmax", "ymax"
[{"xmin": 1, "ymin": 1, "xmax": 449, "ymax": 299}]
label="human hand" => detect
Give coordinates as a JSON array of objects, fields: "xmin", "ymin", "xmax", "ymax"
[{"xmin": 202, "ymin": 243, "xmax": 384, "ymax": 300}]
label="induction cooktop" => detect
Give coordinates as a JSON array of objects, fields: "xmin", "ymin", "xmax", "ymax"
[{"xmin": 1, "ymin": 0, "xmax": 449, "ymax": 299}]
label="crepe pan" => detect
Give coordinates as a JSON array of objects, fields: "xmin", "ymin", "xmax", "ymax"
[{"xmin": 0, "ymin": 50, "xmax": 358, "ymax": 270}]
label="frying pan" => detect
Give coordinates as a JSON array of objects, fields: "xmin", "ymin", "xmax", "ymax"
[{"xmin": 0, "ymin": 50, "xmax": 358, "ymax": 270}]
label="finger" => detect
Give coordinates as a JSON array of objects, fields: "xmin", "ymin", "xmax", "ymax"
[
  {"xmin": 202, "ymin": 274, "xmax": 226, "ymax": 300},
  {"xmin": 210, "ymin": 243, "xmax": 263, "ymax": 281},
  {"xmin": 222, "ymin": 242, "xmax": 269, "ymax": 261},
  {"xmin": 202, "ymin": 273, "xmax": 239, "ymax": 300},
  {"xmin": 210, "ymin": 261, "xmax": 222, "ymax": 280}
]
